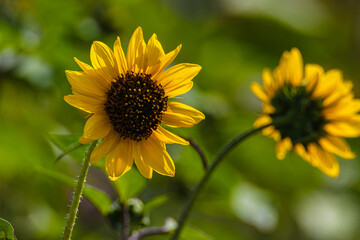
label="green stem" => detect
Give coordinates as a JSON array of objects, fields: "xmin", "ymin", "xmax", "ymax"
[
  {"xmin": 62, "ymin": 140, "xmax": 98, "ymax": 240},
  {"xmin": 170, "ymin": 125, "xmax": 270, "ymax": 240}
]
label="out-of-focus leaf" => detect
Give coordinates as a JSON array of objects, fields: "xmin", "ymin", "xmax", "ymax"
[
  {"xmin": 0, "ymin": 218, "xmax": 16, "ymax": 240},
  {"xmin": 47, "ymin": 133, "xmax": 104, "ymax": 168},
  {"xmin": 112, "ymin": 169, "xmax": 146, "ymax": 202},
  {"xmin": 35, "ymin": 166, "xmax": 112, "ymax": 215},
  {"xmin": 47, "ymin": 133, "xmax": 87, "ymax": 164},
  {"xmin": 143, "ymin": 194, "xmax": 168, "ymax": 213},
  {"xmin": 181, "ymin": 225, "xmax": 213, "ymax": 240}
]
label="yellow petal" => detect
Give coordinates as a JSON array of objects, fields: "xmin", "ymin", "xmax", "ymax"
[
  {"xmin": 83, "ymin": 114, "xmax": 111, "ymax": 140},
  {"xmin": 113, "ymin": 37, "xmax": 128, "ymax": 75},
  {"xmin": 262, "ymin": 68, "xmax": 275, "ymax": 97},
  {"xmin": 166, "ymin": 82, "xmax": 194, "ymax": 98},
  {"xmin": 74, "ymin": 58, "xmax": 110, "ymax": 92},
  {"xmin": 134, "ymin": 144, "xmax": 153, "ymax": 179},
  {"xmin": 151, "ymin": 44, "xmax": 182, "ymax": 77},
  {"xmin": 312, "ymin": 70, "xmax": 342, "ymax": 99},
  {"xmin": 64, "ymin": 94, "xmax": 104, "ymax": 113},
  {"xmin": 307, "ymin": 143, "xmax": 339, "ymax": 178},
  {"xmin": 152, "ymin": 126, "xmax": 189, "ymax": 145},
  {"xmin": 162, "ymin": 111, "xmax": 196, "ymax": 128},
  {"xmin": 319, "ymin": 136, "xmax": 355, "ymax": 159},
  {"xmin": 127, "ymin": 27, "xmax": 144, "ymax": 71},
  {"xmin": 167, "ymin": 101, "xmax": 204, "ymax": 124},
  {"xmin": 79, "ymin": 136, "xmax": 94, "ymax": 144},
  {"xmin": 275, "ymin": 137, "xmax": 292, "ymax": 160},
  {"xmin": 324, "ymin": 122, "xmax": 360, "ymax": 138},
  {"xmin": 250, "ymin": 82, "xmax": 269, "ymax": 102},
  {"xmin": 139, "ymin": 135, "xmax": 175, "ymax": 176},
  {"xmin": 106, "ymin": 140, "xmax": 134, "ymax": 181},
  {"xmin": 145, "ymin": 33, "xmax": 165, "ymax": 73},
  {"xmin": 304, "ymin": 64, "xmax": 324, "ymax": 93},
  {"xmin": 91, "ymin": 41, "xmax": 119, "ymax": 81},
  {"xmin": 65, "ymin": 70, "xmax": 106, "ymax": 98},
  {"xmin": 158, "ymin": 63, "xmax": 201, "ymax": 89},
  {"xmin": 253, "ymin": 115, "xmax": 272, "ymax": 128},
  {"xmin": 278, "ymin": 48, "xmax": 303, "ymax": 86},
  {"xmin": 294, "ymin": 143, "xmax": 310, "ymax": 163},
  {"xmin": 90, "ymin": 132, "xmax": 120, "ymax": 163}
]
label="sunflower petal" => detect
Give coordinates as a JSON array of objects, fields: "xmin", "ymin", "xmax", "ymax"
[
  {"xmin": 151, "ymin": 44, "xmax": 182, "ymax": 77},
  {"xmin": 278, "ymin": 48, "xmax": 303, "ymax": 86},
  {"xmin": 65, "ymin": 70, "xmax": 105, "ymax": 97},
  {"xmin": 146, "ymin": 33, "xmax": 165, "ymax": 72},
  {"xmin": 127, "ymin": 27, "xmax": 144, "ymax": 71},
  {"xmin": 305, "ymin": 64, "xmax": 324, "ymax": 93},
  {"xmin": 79, "ymin": 136, "xmax": 94, "ymax": 144},
  {"xmin": 158, "ymin": 63, "xmax": 201, "ymax": 90},
  {"xmin": 275, "ymin": 137, "xmax": 292, "ymax": 160},
  {"xmin": 162, "ymin": 111, "xmax": 196, "ymax": 128},
  {"xmin": 64, "ymin": 94, "xmax": 104, "ymax": 113},
  {"xmin": 250, "ymin": 82, "xmax": 269, "ymax": 102},
  {"xmin": 307, "ymin": 143, "xmax": 339, "ymax": 178},
  {"xmin": 139, "ymin": 135, "xmax": 175, "ymax": 176},
  {"xmin": 134, "ymin": 144, "xmax": 153, "ymax": 179},
  {"xmin": 152, "ymin": 126, "xmax": 189, "ymax": 145},
  {"xmin": 105, "ymin": 140, "xmax": 134, "ymax": 181},
  {"xmin": 83, "ymin": 115, "xmax": 111, "ymax": 140},
  {"xmin": 90, "ymin": 132, "xmax": 120, "ymax": 163},
  {"xmin": 324, "ymin": 122, "xmax": 360, "ymax": 138},
  {"xmin": 91, "ymin": 41, "xmax": 119, "ymax": 81},
  {"xmin": 113, "ymin": 37, "xmax": 128, "ymax": 75},
  {"xmin": 319, "ymin": 136, "xmax": 355, "ymax": 159},
  {"xmin": 167, "ymin": 101, "xmax": 204, "ymax": 124}
]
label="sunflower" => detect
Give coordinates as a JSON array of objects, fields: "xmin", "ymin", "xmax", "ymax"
[
  {"xmin": 64, "ymin": 27, "xmax": 205, "ymax": 180},
  {"xmin": 251, "ymin": 48, "xmax": 360, "ymax": 177}
]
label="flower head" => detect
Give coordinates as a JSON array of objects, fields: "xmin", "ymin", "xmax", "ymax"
[
  {"xmin": 251, "ymin": 48, "xmax": 360, "ymax": 177},
  {"xmin": 65, "ymin": 27, "xmax": 205, "ymax": 180}
]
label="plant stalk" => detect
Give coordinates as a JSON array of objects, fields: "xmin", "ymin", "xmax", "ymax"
[{"xmin": 62, "ymin": 140, "xmax": 98, "ymax": 240}]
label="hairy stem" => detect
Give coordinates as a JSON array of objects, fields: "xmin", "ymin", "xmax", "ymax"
[
  {"xmin": 62, "ymin": 140, "xmax": 98, "ymax": 240},
  {"xmin": 170, "ymin": 125, "xmax": 269, "ymax": 240}
]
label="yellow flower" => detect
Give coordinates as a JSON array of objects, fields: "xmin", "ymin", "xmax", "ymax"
[
  {"xmin": 251, "ymin": 48, "xmax": 360, "ymax": 177},
  {"xmin": 64, "ymin": 27, "xmax": 205, "ymax": 180}
]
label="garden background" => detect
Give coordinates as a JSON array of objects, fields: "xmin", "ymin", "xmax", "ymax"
[{"xmin": 1, "ymin": 0, "xmax": 360, "ymax": 239}]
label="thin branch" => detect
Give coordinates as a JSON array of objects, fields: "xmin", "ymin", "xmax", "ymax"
[
  {"xmin": 121, "ymin": 203, "xmax": 130, "ymax": 240},
  {"xmin": 128, "ymin": 218, "xmax": 177, "ymax": 240},
  {"xmin": 188, "ymin": 139, "xmax": 208, "ymax": 170},
  {"xmin": 56, "ymin": 142, "xmax": 83, "ymax": 162},
  {"xmin": 170, "ymin": 125, "xmax": 271, "ymax": 240}
]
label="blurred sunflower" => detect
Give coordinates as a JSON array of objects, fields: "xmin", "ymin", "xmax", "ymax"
[
  {"xmin": 65, "ymin": 27, "xmax": 204, "ymax": 180},
  {"xmin": 251, "ymin": 48, "xmax": 360, "ymax": 177}
]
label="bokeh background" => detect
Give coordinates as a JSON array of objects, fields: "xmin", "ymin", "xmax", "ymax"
[{"xmin": 1, "ymin": 0, "xmax": 360, "ymax": 239}]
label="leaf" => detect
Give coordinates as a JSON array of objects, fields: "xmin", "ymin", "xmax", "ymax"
[
  {"xmin": 47, "ymin": 133, "xmax": 104, "ymax": 168},
  {"xmin": 143, "ymin": 194, "xmax": 168, "ymax": 213},
  {"xmin": 112, "ymin": 169, "xmax": 146, "ymax": 202},
  {"xmin": 0, "ymin": 218, "xmax": 16, "ymax": 240},
  {"xmin": 181, "ymin": 225, "xmax": 213, "ymax": 240},
  {"xmin": 35, "ymin": 165, "xmax": 112, "ymax": 215}
]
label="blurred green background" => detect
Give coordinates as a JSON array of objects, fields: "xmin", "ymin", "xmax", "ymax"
[{"xmin": 1, "ymin": 0, "xmax": 360, "ymax": 239}]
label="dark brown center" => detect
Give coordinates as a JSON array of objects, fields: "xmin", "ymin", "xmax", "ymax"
[{"xmin": 104, "ymin": 72, "xmax": 168, "ymax": 141}]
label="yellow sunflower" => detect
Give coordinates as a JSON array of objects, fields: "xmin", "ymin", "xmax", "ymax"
[
  {"xmin": 251, "ymin": 48, "xmax": 360, "ymax": 177},
  {"xmin": 64, "ymin": 27, "xmax": 205, "ymax": 180}
]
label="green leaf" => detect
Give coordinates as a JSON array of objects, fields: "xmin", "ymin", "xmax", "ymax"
[
  {"xmin": 0, "ymin": 218, "xmax": 16, "ymax": 240},
  {"xmin": 47, "ymin": 133, "xmax": 104, "ymax": 168},
  {"xmin": 181, "ymin": 225, "xmax": 213, "ymax": 240},
  {"xmin": 35, "ymin": 165, "xmax": 112, "ymax": 215},
  {"xmin": 143, "ymin": 194, "xmax": 168, "ymax": 213},
  {"xmin": 112, "ymin": 169, "xmax": 146, "ymax": 202}
]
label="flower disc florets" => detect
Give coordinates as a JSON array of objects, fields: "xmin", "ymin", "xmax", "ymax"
[
  {"xmin": 104, "ymin": 72, "xmax": 168, "ymax": 141},
  {"xmin": 270, "ymin": 84, "xmax": 327, "ymax": 146}
]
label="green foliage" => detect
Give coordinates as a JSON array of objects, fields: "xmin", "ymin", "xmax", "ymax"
[
  {"xmin": 35, "ymin": 166, "xmax": 112, "ymax": 215},
  {"xmin": 0, "ymin": 218, "xmax": 16, "ymax": 240}
]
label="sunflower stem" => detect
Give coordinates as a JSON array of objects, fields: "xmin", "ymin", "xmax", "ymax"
[
  {"xmin": 170, "ymin": 125, "xmax": 270, "ymax": 240},
  {"xmin": 62, "ymin": 140, "xmax": 98, "ymax": 240}
]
